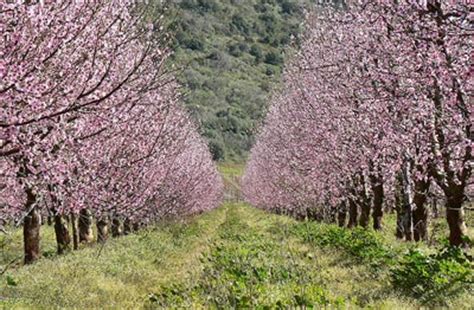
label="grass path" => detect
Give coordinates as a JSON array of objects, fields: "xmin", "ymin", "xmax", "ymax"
[
  {"xmin": 148, "ymin": 203, "xmax": 400, "ymax": 308},
  {"xmin": 0, "ymin": 206, "xmax": 229, "ymax": 308},
  {"xmin": 1, "ymin": 163, "xmax": 472, "ymax": 308},
  {"xmin": 1, "ymin": 202, "xmax": 473, "ymax": 309}
]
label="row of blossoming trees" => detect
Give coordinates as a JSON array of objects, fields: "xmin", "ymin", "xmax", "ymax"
[
  {"xmin": 243, "ymin": 0, "xmax": 472, "ymax": 246},
  {"xmin": 0, "ymin": 1, "xmax": 222, "ymax": 264}
]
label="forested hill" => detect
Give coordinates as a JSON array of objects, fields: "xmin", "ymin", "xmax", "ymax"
[{"xmin": 161, "ymin": 0, "xmax": 311, "ymax": 161}]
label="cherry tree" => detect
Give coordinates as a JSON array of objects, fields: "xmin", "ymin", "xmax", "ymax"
[
  {"xmin": 1, "ymin": 1, "xmax": 222, "ymax": 263},
  {"xmin": 243, "ymin": 0, "xmax": 472, "ymax": 246}
]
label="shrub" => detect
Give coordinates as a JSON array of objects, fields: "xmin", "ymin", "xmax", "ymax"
[
  {"xmin": 264, "ymin": 51, "xmax": 283, "ymax": 65},
  {"xmin": 230, "ymin": 14, "xmax": 250, "ymax": 35},
  {"xmin": 250, "ymin": 44, "xmax": 263, "ymax": 62},
  {"xmin": 208, "ymin": 140, "xmax": 225, "ymax": 161},
  {"xmin": 391, "ymin": 246, "xmax": 474, "ymax": 304},
  {"xmin": 228, "ymin": 43, "xmax": 243, "ymax": 57},
  {"xmin": 292, "ymin": 224, "xmax": 394, "ymax": 267}
]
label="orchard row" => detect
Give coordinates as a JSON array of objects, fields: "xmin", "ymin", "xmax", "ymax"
[
  {"xmin": 0, "ymin": 1, "xmax": 222, "ymax": 264},
  {"xmin": 243, "ymin": 1, "xmax": 472, "ymax": 246}
]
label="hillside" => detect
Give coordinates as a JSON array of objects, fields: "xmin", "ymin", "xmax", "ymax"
[{"xmin": 161, "ymin": 0, "xmax": 311, "ymax": 161}]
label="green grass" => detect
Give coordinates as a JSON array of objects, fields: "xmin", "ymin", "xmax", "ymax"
[
  {"xmin": 217, "ymin": 162, "xmax": 244, "ymax": 179},
  {"xmin": 147, "ymin": 204, "xmax": 346, "ymax": 308},
  {"xmin": 1, "ymin": 202, "xmax": 472, "ymax": 309},
  {"xmin": 0, "ymin": 208, "xmax": 228, "ymax": 308},
  {"xmin": 218, "ymin": 162, "xmax": 245, "ymax": 201}
]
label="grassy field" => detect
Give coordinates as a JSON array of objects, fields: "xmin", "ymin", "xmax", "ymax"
[{"xmin": 0, "ymin": 164, "xmax": 472, "ymax": 308}]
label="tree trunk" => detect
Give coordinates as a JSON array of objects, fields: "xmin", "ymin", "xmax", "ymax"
[
  {"xmin": 402, "ymin": 159, "xmax": 414, "ymax": 241},
  {"xmin": 347, "ymin": 197, "xmax": 358, "ymax": 228},
  {"xmin": 371, "ymin": 175, "xmax": 384, "ymax": 231},
  {"xmin": 359, "ymin": 201, "xmax": 371, "ymax": 228},
  {"xmin": 356, "ymin": 174, "xmax": 371, "ymax": 228},
  {"xmin": 413, "ymin": 178, "xmax": 430, "ymax": 242},
  {"xmin": 23, "ymin": 188, "xmax": 41, "ymax": 265},
  {"xmin": 427, "ymin": 17, "xmax": 470, "ymax": 247},
  {"xmin": 394, "ymin": 172, "xmax": 404, "ymax": 239},
  {"xmin": 123, "ymin": 218, "xmax": 132, "ymax": 235},
  {"xmin": 337, "ymin": 201, "xmax": 347, "ymax": 227},
  {"xmin": 97, "ymin": 216, "xmax": 109, "ymax": 243},
  {"xmin": 111, "ymin": 217, "xmax": 123, "ymax": 237},
  {"xmin": 395, "ymin": 207, "xmax": 404, "ymax": 239},
  {"xmin": 395, "ymin": 197, "xmax": 404, "ymax": 240},
  {"xmin": 306, "ymin": 207, "xmax": 322, "ymax": 221},
  {"xmin": 403, "ymin": 211, "xmax": 414, "ymax": 241},
  {"xmin": 358, "ymin": 191, "xmax": 371, "ymax": 228},
  {"xmin": 70, "ymin": 214, "xmax": 80, "ymax": 250},
  {"xmin": 446, "ymin": 196, "xmax": 467, "ymax": 247},
  {"xmin": 324, "ymin": 202, "xmax": 336, "ymax": 224},
  {"xmin": 432, "ymin": 196, "xmax": 439, "ymax": 218},
  {"xmin": 413, "ymin": 205, "xmax": 428, "ymax": 242},
  {"xmin": 79, "ymin": 208, "xmax": 94, "ymax": 243},
  {"xmin": 54, "ymin": 213, "xmax": 71, "ymax": 254}
]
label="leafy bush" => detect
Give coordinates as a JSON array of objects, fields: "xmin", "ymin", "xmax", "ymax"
[
  {"xmin": 391, "ymin": 247, "xmax": 474, "ymax": 304},
  {"xmin": 230, "ymin": 14, "xmax": 250, "ymax": 35},
  {"xmin": 208, "ymin": 139, "xmax": 225, "ymax": 161},
  {"xmin": 249, "ymin": 44, "xmax": 263, "ymax": 62},
  {"xmin": 6, "ymin": 275, "xmax": 18, "ymax": 287},
  {"xmin": 264, "ymin": 51, "xmax": 283, "ymax": 65},
  {"xmin": 280, "ymin": 1, "xmax": 299, "ymax": 14},
  {"xmin": 227, "ymin": 43, "xmax": 243, "ymax": 57},
  {"xmin": 180, "ymin": 0, "xmax": 219, "ymax": 13},
  {"xmin": 292, "ymin": 224, "xmax": 395, "ymax": 267}
]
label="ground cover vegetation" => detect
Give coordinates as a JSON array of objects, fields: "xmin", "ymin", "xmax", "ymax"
[
  {"xmin": 1, "ymin": 164, "xmax": 472, "ymax": 308},
  {"xmin": 1, "ymin": 201, "xmax": 472, "ymax": 308}
]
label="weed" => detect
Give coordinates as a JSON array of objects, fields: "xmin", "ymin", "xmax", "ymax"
[
  {"xmin": 291, "ymin": 222, "xmax": 395, "ymax": 267},
  {"xmin": 391, "ymin": 246, "xmax": 474, "ymax": 305}
]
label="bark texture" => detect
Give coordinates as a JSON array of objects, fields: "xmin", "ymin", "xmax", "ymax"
[
  {"xmin": 394, "ymin": 182, "xmax": 404, "ymax": 239},
  {"xmin": 123, "ymin": 218, "xmax": 132, "ymax": 235},
  {"xmin": 337, "ymin": 201, "xmax": 347, "ymax": 227},
  {"xmin": 358, "ymin": 175, "xmax": 372, "ymax": 228},
  {"xmin": 97, "ymin": 216, "xmax": 109, "ymax": 243},
  {"xmin": 111, "ymin": 217, "xmax": 123, "ymax": 237},
  {"xmin": 446, "ymin": 192, "xmax": 468, "ymax": 247},
  {"xmin": 79, "ymin": 208, "xmax": 94, "ymax": 243},
  {"xmin": 70, "ymin": 214, "xmax": 80, "ymax": 250},
  {"xmin": 413, "ymin": 176, "xmax": 430, "ymax": 242},
  {"xmin": 54, "ymin": 214, "xmax": 71, "ymax": 254},
  {"xmin": 24, "ymin": 187, "xmax": 41, "ymax": 264},
  {"xmin": 370, "ymin": 174, "xmax": 384, "ymax": 230},
  {"xmin": 402, "ymin": 159, "xmax": 414, "ymax": 241},
  {"xmin": 347, "ymin": 197, "xmax": 358, "ymax": 228}
]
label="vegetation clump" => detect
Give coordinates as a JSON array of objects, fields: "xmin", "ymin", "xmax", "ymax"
[
  {"xmin": 391, "ymin": 246, "xmax": 474, "ymax": 305},
  {"xmin": 292, "ymin": 224, "xmax": 395, "ymax": 267}
]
